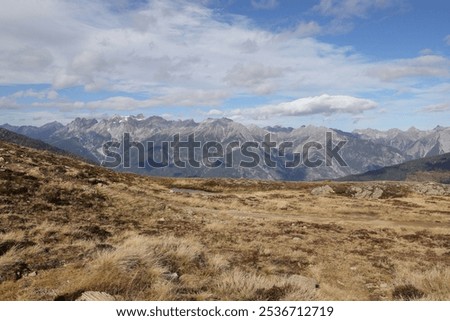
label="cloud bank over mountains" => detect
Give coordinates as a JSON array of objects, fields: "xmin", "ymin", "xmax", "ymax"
[{"xmin": 0, "ymin": 0, "xmax": 449, "ymax": 129}]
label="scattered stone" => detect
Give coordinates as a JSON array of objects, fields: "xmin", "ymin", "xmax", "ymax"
[
  {"xmin": 311, "ymin": 185, "xmax": 335, "ymax": 196},
  {"xmin": 288, "ymin": 275, "xmax": 319, "ymax": 290},
  {"xmin": 76, "ymin": 291, "xmax": 116, "ymax": 301},
  {"xmin": 413, "ymin": 183, "xmax": 449, "ymax": 196},
  {"xmin": 162, "ymin": 272, "xmax": 179, "ymax": 281},
  {"xmin": 372, "ymin": 187, "xmax": 384, "ymax": 199},
  {"xmin": 350, "ymin": 186, "xmax": 384, "ymax": 199}
]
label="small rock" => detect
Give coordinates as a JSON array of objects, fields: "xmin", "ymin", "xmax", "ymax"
[
  {"xmin": 0, "ymin": 157, "xmax": 4, "ymax": 163},
  {"xmin": 157, "ymin": 218, "xmax": 166, "ymax": 223},
  {"xmin": 371, "ymin": 187, "xmax": 384, "ymax": 199},
  {"xmin": 162, "ymin": 272, "xmax": 179, "ymax": 281},
  {"xmin": 76, "ymin": 291, "xmax": 116, "ymax": 301},
  {"xmin": 288, "ymin": 275, "xmax": 319, "ymax": 290},
  {"xmin": 311, "ymin": 185, "xmax": 335, "ymax": 196},
  {"xmin": 26, "ymin": 271, "xmax": 37, "ymax": 277}
]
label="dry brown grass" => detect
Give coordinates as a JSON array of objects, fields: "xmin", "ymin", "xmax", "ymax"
[{"xmin": 0, "ymin": 141, "xmax": 449, "ymax": 300}]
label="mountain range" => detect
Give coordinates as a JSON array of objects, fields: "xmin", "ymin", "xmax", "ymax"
[{"xmin": 1, "ymin": 115, "xmax": 449, "ymax": 180}]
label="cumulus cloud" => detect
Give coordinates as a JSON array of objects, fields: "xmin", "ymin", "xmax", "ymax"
[
  {"xmin": 0, "ymin": 0, "xmax": 448, "ymax": 125},
  {"xmin": 224, "ymin": 63, "xmax": 286, "ymax": 94},
  {"xmin": 0, "ymin": 96, "xmax": 21, "ymax": 110},
  {"xmin": 369, "ymin": 55, "xmax": 450, "ymax": 81},
  {"xmin": 0, "ymin": 0, "xmax": 405, "ymax": 104},
  {"xmin": 421, "ymin": 102, "xmax": 450, "ymax": 113},
  {"xmin": 294, "ymin": 21, "xmax": 322, "ymax": 37},
  {"xmin": 229, "ymin": 94, "xmax": 377, "ymax": 119}
]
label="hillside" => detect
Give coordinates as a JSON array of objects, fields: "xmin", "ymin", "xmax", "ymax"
[
  {"xmin": 338, "ymin": 152, "xmax": 450, "ymax": 184},
  {"xmin": 0, "ymin": 128, "xmax": 67, "ymax": 155},
  {"xmin": 0, "ymin": 141, "xmax": 449, "ymax": 301},
  {"xmin": 0, "ymin": 127, "xmax": 99, "ymax": 165}
]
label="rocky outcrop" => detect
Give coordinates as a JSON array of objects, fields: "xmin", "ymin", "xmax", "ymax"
[
  {"xmin": 412, "ymin": 183, "xmax": 450, "ymax": 196},
  {"xmin": 311, "ymin": 185, "xmax": 335, "ymax": 196},
  {"xmin": 349, "ymin": 186, "xmax": 384, "ymax": 199}
]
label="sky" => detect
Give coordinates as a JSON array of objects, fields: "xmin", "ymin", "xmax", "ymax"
[{"xmin": 1, "ymin": 0, "xmax": 450, "ymax": 131}]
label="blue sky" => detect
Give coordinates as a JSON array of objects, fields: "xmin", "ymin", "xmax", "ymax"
[{"xmin": 1, "ymin": 0, "xmax": 450, "ymax": 130}]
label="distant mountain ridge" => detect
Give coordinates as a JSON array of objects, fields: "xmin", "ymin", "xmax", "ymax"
[
  {"xmin": 1, "ymin": 116, "xmax": 449, "ymax": 181},
  {"xmin": 353, "ymin": 125, "xmax": 450, "ymax": 159}
]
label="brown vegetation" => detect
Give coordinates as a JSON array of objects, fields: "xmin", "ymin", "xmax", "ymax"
[{"xmin": 0, "ymin": 141, "xmax": 449, "ymax": 300}]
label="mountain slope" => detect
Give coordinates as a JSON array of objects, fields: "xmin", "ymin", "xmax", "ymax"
[
  {"xmin": 0, "ymin": 128, "xmax": 68, "ymax": 155},
  {"xmin": 0, "ymin": 128, "xmax": 97, "ymax": 164},
  {"xmin": 338, "ymin": 152, "xmax": 450, "ymax": 184}
]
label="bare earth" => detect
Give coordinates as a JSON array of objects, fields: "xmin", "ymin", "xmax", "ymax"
[{"xmin": 0, "ymin": 141, "xmax": 449, "ymax": 300}]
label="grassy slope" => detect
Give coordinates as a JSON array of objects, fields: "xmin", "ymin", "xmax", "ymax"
[{"xmin": 0, "ymin": 141, "xmax": 449, "ymax": 300}]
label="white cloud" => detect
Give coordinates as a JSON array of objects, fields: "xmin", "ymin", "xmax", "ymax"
[
  {"xmin": 368, "ymin": 55, "xmax": 450, "ymax": 81},
  {"xmin": 294, "ymin": 21, "xmax": 322, "ymax": 38},
  {"xmin": 445, "ymin": 35, "xmax": 450, "ymax": 46},
  {"xmin": 0, "ymin": 0, "xmax": 448, "ymax": 126},
  {"xmin": 419, "ymin": 48, "xmax": 434, "ymax": 56},
  {"xmin": 31, "ymin": 89, "xmax": 230, "ymax": 111},
  {"xmin": 0, "ymin": 96, "xmax": 21, "ymax": 110},
  {"xmin": 314, "ymin": 0, "xmax": 400, "ymax": 19},
  {"xmin": 229, "ymin": 94, "xmax": 377, "ymax": 120},
  {"xmin": 421, "ymin": 102, "xmax": 450, "ymax": 113},
  {"xmin": 0, "ymin": 0, "xmax": 380, "ymax": 99},
  {"xmin": 224, "ymin": 63, "xmax": 286, "ymax": 94},
  {"xmin": 206, "ymin": 109, "xmax": 224, "ymax": 116},
  {"xmin": 251, "ymin": 0, "xmax": 279, "ymax": 10},
  {"xmin": 12, "ymin": 88, "xmax": 59, "ymax": 100}
]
